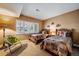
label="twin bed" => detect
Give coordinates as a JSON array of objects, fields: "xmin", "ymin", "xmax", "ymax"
[
  {"xmin": 29, "ymin": 34, "xmax": 44, "ymax": 44},
  {"xmin": 29, "ymin": 29, "xmax": 73, "ymax": 56}
]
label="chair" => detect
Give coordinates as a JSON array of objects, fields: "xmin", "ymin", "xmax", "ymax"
[{"xmin": 4, "ymin": 35, "xmax": 22, "ymax": 53}]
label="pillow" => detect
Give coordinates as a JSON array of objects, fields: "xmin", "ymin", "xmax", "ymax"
[{"xmin": 57, "ymin": 31, "xmax": 67, "ymax": 37}]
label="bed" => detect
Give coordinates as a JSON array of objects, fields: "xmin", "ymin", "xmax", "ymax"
[
  {"xmin": 40, "ymin": 29, "xmax": 73, "ymax": 56},
  {"xmin": 29, "ymin": 34, "xmax": 43, "ymax": 44},
  {"xmin": 29, "ymin": 29, "xmax": 49, "ymax": 44}
]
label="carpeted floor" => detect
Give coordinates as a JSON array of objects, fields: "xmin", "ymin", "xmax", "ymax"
[{"xmin": 9, "ymin": 40, "xmax": 51, "ymax": 56}]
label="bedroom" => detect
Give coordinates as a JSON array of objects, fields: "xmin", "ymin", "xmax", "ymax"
[{"xmin": 0, "ymin": 3, "xmax": 79, "ymax": 56}]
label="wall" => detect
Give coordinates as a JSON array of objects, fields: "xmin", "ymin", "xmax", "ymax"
[
  {"xmin": 0, "ymin": 28, "xmax": 16, "ymax": 47},
  {"xmin": 15, "ymin": 15, "xmax": 45, "ymax": 41},
  {"xmin": 19, "ymin": 15, "xmax": 45, "ymax": 31},
  {"xmin": 0, "ymin": 14, "xmax": 44, "ymax": 32},
  {"xmin": 0, "ymin": 14, "xmax": 16, "ymax": 30},
  {"xmin": 45, "ymin": 9, "xmax": 79, "ymax": 43},
  {"xmin": 0, "ymin": 15, "xmax": 45, "ymax": 46},
  {"xmin": 0, "ymin": 15, "xmax": 16, "ymax": 47}
]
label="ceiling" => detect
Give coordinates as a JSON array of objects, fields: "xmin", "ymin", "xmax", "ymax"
[
  {"xmin": 0, "ymin": 3, "xmax": 79, "ymax": 20},
  {"xmin": 0, "ymin": 3, "xmax": 23, "ymax": 17}
]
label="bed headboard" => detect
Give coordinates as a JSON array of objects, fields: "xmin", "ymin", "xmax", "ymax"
[{"xmin": 56, "ymin": 28, "xmax": 73, "ymax": 39}]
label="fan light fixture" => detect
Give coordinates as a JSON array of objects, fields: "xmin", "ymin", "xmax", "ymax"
[{"xmin": 35, "ymin": 9, "xmax": 40, "ymax": 12}]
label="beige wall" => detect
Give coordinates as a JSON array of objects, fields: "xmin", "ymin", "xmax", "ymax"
[
  {"xmin": 45, "ymin": 9, "xmax": 79, "ymax": 43},
  {"xmin": 0, "ymin": 28, "xmax": 16, "ymax": 46}
]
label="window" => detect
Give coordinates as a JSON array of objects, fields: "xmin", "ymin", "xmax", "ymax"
[{"xmin": 16, "ymin": 20, "xmax": 39, "ymax": 34}]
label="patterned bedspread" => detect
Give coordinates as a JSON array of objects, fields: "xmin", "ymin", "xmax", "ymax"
[
  {"xmin": 40, "ymin": 36, "xmax": 72, "ymax": 56},
  {"xmin": 31, "ymin": 34, "xmax": 44, "ymax": 40},
  {"xmin": 29, "ymin": 34, "xmax": 45, "ymax": 44}
]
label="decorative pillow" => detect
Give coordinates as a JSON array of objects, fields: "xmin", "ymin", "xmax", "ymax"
[
  {"xmin": 57, "ymin": 30, "xmax": 67, "ymax": 37},
  {"xmin": 57, "ymin": 29, "xmax": 72, "ymax": 38}
]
